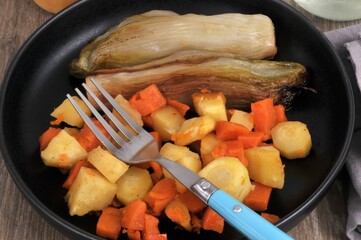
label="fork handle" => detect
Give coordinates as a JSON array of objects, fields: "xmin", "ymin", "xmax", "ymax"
[{"xmin": 207, "ymin": 189, "xmax": 293, "ymax": 240}]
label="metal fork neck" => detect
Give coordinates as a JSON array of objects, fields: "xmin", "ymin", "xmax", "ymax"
[{"xmin": 190, "ymin": 178, "xmax": 218, "ymax": 203}]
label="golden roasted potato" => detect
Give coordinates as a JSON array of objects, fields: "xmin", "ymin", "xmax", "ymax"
[
  {"xmin": 229, "ymin": 109, "xmax": 254, "ymax": 131},
  {"xmin": 160, "ymin": 143, "xmax": 202, "ymax": 193},
  {"xmin": 198, "ymin": 157, "xmax": 252, "ymax": 202},
  {"xmin": 244, "ymin": 146, "xmax": 284, "ymax": 189},
  {"xmin": 65, "ymin": 167, "xmax": 117, "ymax": 216},
  {"xmin": 271, "ymin": 121, "xmax": 312, "ymax": 159},
  {"xmin": 171, "ymin": 116, "xmax": 216, "ymax": 146},
  {"xmin": 51, "ymin": 96, "xmax": 91, "ymax": 128},
  {"xmin": 200, "ymin": 133, "xmax": 221, "ymax": 166},
  {"xmin": 151, "ymin": 105, "xmax": 185, "ymax": 141},
  {"xmin": 115, "ymin": 166, "xmax": 153, "ymax": 205},
  {"xmin": 87, "ymin": 146, "xmax": 129, "ymax": 183},
  {"xmin": 192, "ymin": 91, "xmax": 227, "ymax": 122},
  {"xmin": 41, "ymin": 130, "xmax": 87, "ymax": 168}
]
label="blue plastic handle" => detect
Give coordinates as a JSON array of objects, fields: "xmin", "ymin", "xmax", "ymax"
[{"xmin": 208, "ymin": 190, "xmax": 294, "ymax": 240}]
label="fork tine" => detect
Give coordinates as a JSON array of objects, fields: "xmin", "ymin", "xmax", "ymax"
[
  {"xmin": 71, "ymin": 88, "xmax": 128, "ymax": 149},
  {"xmin": 66, "ymin": 93, "xmax": 125, "ymax": 154},
  {"xmin": 88, "ymin": 78, "xmax": 145, "ymax": 135},
  {"xmin": 82, "ymin": 83, "xmax": 134, "ymax": 141}
]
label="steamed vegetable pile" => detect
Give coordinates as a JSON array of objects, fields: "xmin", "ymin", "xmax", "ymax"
[{"xmin": 39, "ymin": 10, "xmax": 313, "ymax": 240}]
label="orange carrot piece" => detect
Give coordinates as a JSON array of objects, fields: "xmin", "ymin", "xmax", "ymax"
[
  {"xmin": 96, "ymin": 207, "xmax": 123, "ymax": 240},
  {"xmin": 147, "ymin": 234, "xmax": 168, "ymax": 240},
  {"xmin": 76, "ymin": 119, "xmax": 110, "ymax": 152},
  {"xmin": 274, "ymin": 104, "xmax": 287, "ymax": 124},
  {"xmin": 144, "ymin": 178, "xmax": 178, "ymax": 216},
  {"xmin": 261, "ymin": 212, "xmax": 280, "ymax": 224},
  {"xmin": 127, "ymin": 230, "xmax": 142, "ymax": 240},
  {"xmin": 39, "ymin": 127, "xmax": 61, "ymax": 151},
  {"xmin": 50, "ymin": 112, "xmax": 64, "ymax": 126},
  {"xmin": 201, "ymin": 207, "xmax": 224, "ymax": 234},
  {"xmin": 149, "ymin": 161, "xmax": 163, "ymax": 184},
  {"xmin": 176, "ymin": 190, "xmax": 207, "ymax": 213},
  {"xmin": 142, "ymin": 115, "xmax": 154, "ymax": 128},
  {"xmin": 62, "ymin": 160, "xmax": 93, "ymax": 189},
  {"xmin": 144, "ymin": 214, "xmax": 160, "ymax": 235},
  {"xmin": 129, "ymin": 84, "xmax": 167, "ymax": 117},
  {"xmin": 150, "ymin": 132, "xmax": 162, "ymax": 149},
  {"xmin": 165, "ymin": 199, "xmax": 192, "ymax": 231},
  {"xmin": 251, "ymin": 98, "xmax": 277, "ymax": 141},
  {"xmin": 191, "ymin": 214, "xmax": 202, "ymax": 234},
  {"xmin": 237, "ymin": 131, "xmax": 264, "ymax": 149},
  {"xmin": 166, "ymin": 99, "xmax": 190, "ymax": 117},
  {"xmin": 211, "ymin": 140, "xmax": 248, "ymax": 167},
  {"xmin": 243, "ymin": 182, "xmax": 273, "ymax": 211},
  {"xmin": 215, "ymin": 121, "xmax": 249, "ymax": 141},
  {"xmin": 121, "ymin": 199, "xmax": 147, "ymax": 231}
]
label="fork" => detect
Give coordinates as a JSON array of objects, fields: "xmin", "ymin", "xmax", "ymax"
[{"xmin": 67, "ymin": 78, "xmax": 293, "ymax": 240}]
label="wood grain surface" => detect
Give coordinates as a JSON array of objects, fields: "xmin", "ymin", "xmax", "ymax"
[{"xmin": 1, "ymin": 0, "xmax": 360, "ymax": 239}]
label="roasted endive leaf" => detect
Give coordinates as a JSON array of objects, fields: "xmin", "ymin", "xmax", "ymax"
[
  {"xmin": 71, "ymin": 10, "xmax": 277, "ymax": 78},
  {"xmin": 85, "ymin": 50, "xmax": 307, "ymax": 109}
]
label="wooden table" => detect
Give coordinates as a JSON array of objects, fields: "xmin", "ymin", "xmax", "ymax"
[{"xmin": 1, "ymin": 0, "xmax": 360, "ymax": 239}]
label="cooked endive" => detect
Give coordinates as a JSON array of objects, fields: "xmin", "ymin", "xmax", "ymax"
[
  {"xmin": 85, "ymin": 50, "xmax": 307, "ymax": 109},
  {"xmin": 71, "ymin": 10, "xmax": 277, "ymax": 78}
]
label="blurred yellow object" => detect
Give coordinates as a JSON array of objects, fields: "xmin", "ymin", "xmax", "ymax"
[{"xmin": 33, "ymin": 0, "xmax": 77, "ymax": 14}]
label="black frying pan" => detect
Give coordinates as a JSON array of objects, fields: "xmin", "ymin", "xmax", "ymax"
[{"xmin": 0, "ymin": 0, "xmax": 354, "ymax": 239}]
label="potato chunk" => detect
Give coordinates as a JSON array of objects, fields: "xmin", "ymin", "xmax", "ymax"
[
  {"xmin": 51, "ymin": 96, "xmax": 91, "ymax": 128},
  {"xmin": 171, "ymin": 116, "xmax": 216, "ymax": 146},
  {"xmin": 244, "ymin": 146, "xmax": 284, "ymax": 189},
  {"xmin": 41, "ymin": 129, "xmax": 87, "ymax": 168},
  {"xmin": 151, "ymin": 105, "xmax": 185, "ymax": 141},
  {"xmin": 116, "ymin": 166, "xmax": 153, "ymax": 205},
  {"xmin": 160, "ymin": 143, "xmax": 202, "ymax": 193},
  {"xmin": 87, "ymin": 146, "xmax": 129, "ymax": 183},
  {"xmin": 200, "ymin": 133, "xmax": 221, "ymax": 166},
  {"xmin": 113, "ymin": 94, "xmax": 143, "ymax": 127},
  {"xmin": 198, "ymin": 157, "xmax": 252, "ymax": 202},
  {"xmin": 65, "ymin": 167, "xmax": 117, "ymax": 216},
  {"xmin": 192, "ymin": 92, "xmax": 227, "ymax": 121},
  {"xmin": 271, "ymin": 121, "xmax": 312, "ymax": 159},
  {"xmin": 229, "ymin": 109, "xmax": 254, "ymax": 131}
]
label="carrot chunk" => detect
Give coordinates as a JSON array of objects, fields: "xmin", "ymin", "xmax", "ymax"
[
  {"xmin": 211, "ymin": 140, "xmax": 248, "ymax": 167},
  {"xmin": 39, "ymin": 127, "xmax": 61, "ymax": 151},
  {"xmin": 146, "ymin": 234, "xmax": 168, "ymax": 240},
  {"xmin": 96, "ymin": 207, "xmax": 123, "ymax": 240},
  {"xmin": 150, "ymin": 131, "xmax": 163, "ymax": 149},
  {"xmin": 176, "ymin": 190, "xmax": 206, "ymax": 213},
  {"xmin": 261, "ymin": 212, "xmax": 280, "ymax": 224},
  {"xmin": 127, "ymin": 229, "xmax": 142, "ymax": 240},
  {"xmin": 75, "ymin": 119, "xmax": 109, "ymax": 152},
  {"xmin": 62, "ymin": 160, "xmax": 93, "ymax": 189},
  {"xmin": 143, "ymin": 214, "xmax": 168, "ymax": 240},
  {"xmin": 129, "ymin": 84, "xmax": 167, "ymax": 116},
  {"xmin": 121, "ymin": 199, "xmax": 147, "ymax": 231},
  {"xmin": 251, "ymin": 98, "xmax": 277, "ymax": 141},
  {"xmin": 243, "ymin": 181, "xmax": 273, "ymax": 211},
  {"xmin": 215, "ymin": 121, "xmax": 249, "ymax": 141},
  {"xmin": 274, "ymin": 104, "xmax": 287, "ymax": 124},
  {"xmin": 165, "ymin": 199, "xmax": 192, "ymax": 231},
  {"xmin": 201, "ymin": 207, "xmax": 224, "ymax": 234},
  {"xmin": 237, "ymin": 131, "xmax": 264, "ymax": 149},
  {"xmin": 144, "ymin": 178, "xmax": 178, "ymax": 216},
  {"xmin": 166, "ymin": 98, "xmax": 190, "ymax": 117},
  {"xmin": 149, "ymin": 161, "xmax": 163, "ymax": 184},
  {"xmin": 50, "ymin": 112, "xmax": 64, "ymax": 126}
]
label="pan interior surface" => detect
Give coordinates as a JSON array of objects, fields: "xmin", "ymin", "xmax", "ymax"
[{"xmin": 0, "ymin": 0, "xmax": 354, "ymax": 239}]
